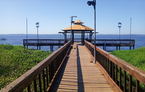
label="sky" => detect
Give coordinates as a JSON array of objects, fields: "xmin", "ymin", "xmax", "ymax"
[{"xmin": 0, "ymin": 0, "xmax": 145, "ymax": 34}]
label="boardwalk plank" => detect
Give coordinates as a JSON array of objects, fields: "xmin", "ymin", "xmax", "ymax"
[{"xmin": 51, "ymin": 42, "xmax": 115, "ymax": 92}]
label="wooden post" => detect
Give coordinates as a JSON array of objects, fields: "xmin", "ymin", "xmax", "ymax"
[
  {"xmin": 72, "ymin": 31, "xmax": 74, "ymax": 44},
  {"xmin": 90, "ymin": 31, "xmax": 92, "ymax": 43},
  {"xmin": 50, "ymin": 46, "xmax": 53, "ymax": 52},
  {"xmin": 37, "ymin": 46, "xmax": 38, "ymax": 50},
  {"xmin": 64, "ymin": 32, "xmax": 67, "ymax": 43},
  {"xmin": 82, "ymin": 31, "xmax": 85, "ymax": 45}
]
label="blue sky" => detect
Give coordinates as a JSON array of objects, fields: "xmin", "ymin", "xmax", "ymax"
[{"xmin": 0, "ymin": 0, "xmax": 145, "ymax": 34}]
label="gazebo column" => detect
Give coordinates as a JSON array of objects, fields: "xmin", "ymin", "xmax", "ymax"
[
  {"xmin": 81, "ymin": 31, "xmax": 85, "ymax": 45},
  {"xmin": 72, "ymin": 31, "xmax": 74, "ymax": 44},
  {"xmin": 63, "ymin": 32, "xmax": 67, "ymax": 43},
  {"xmin": 89, "ymin": 31, "xmax": 92, "ymax": 42}
]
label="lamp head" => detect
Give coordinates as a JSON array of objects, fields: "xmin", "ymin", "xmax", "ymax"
[
  {"xmin": 118, "ymin": 22, "xmax": 122, "ymax": 28},
  {"xmin": 87, "ymin": 1, "xmax": 95, "ymax": 6},
  {"xmin": 36, "ymin": 22, "xmax": 39, "ymax": 28},
  {"xmin": 71, "ymin": 16, "xmax": 77, "ymax": 18}
]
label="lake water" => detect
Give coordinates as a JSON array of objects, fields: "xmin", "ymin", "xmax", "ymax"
[{"xmin": 0, "ymin": 34, "xmax": 145, "ymax": 51}]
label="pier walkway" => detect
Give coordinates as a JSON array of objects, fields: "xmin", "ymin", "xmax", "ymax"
[
  {"xmin": 2, "ymin": 40, "xmax": 145, "ymax": 92},
  {"xmin": 51, "ymin": 43, "xmax": 114, "ymax": 92}
]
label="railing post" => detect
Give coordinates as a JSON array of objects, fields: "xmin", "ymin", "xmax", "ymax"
[
  {"xmin": 136, "ymin": 80, "xmax": 139, "ymax": 92},
  {"xmin": 119, "ymin": 67, "xmax": 122, "ymax": 88},
  {"xmin": 39, "ymin": 74, "xmax": 42, "ymax": 92},
  {"xmin": 107, "ymin": 59, "xmax": 109, "ymax": 74},
  {"xmin": 110, "ymin": 61, "xmax": 112, "ymax": 77},
  {"xmin": 124, "ymin": 70, "xmax": 126, "ymax": 92},
  {"xmin": 112, "ymin": 62, "xmax": 114, "ymax": 80},
  {"xmin": 129, "ymin": 75, "xmax": 132, "ymax": 92},
  {"xmin": 115, "ymin": 65, "xmax": 118, "ymax": 84}
]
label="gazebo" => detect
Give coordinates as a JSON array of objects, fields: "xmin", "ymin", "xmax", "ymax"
[{"xmin": 59, "ymin": 20, "xmax": 94, "ymax": 45}]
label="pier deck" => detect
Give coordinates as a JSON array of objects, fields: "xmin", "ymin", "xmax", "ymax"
[{"xmin": 51, "ymin": 43, "xmax": 114, "ymax": 92}]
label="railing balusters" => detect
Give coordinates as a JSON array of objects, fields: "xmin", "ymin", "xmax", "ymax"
[
  {"xmin": 39, "ymin": 74, "xmax": 42, "ymax": 92},
  {"xmin": 110, "ymin": 61, "xmax": 112, "ymax": 77},
  {"xmin": 1, "ymin": 41, "xmax": 72, "ymax": 92},
  {"xmin": 144, "ymin": 85, "xmax": 145, "ymax": 92},
  {"xmin": 119, "ymin": 67, "xmax": 122, "ymax": 88},
  {"xmin": 49, "ymin": 63, "xmax": 52, "ymax": 82},
  {"xmin": 129, "ymin": 75, "xmax": 132, "ymax": 92},
  {"xmin": 115, "ymin": 64, "xmax": 118, "ymax": 84},
  {"xmin": 27, "ymin": 85, "xmax": 31, "ymax": 92},
  {"xmin": 43, "ymin": 69, "xmax": 46, "ymax": 92},
  {"xmin": 84, "ymin": 40, "xmax": 145, "ymax": 92},
  {"xmin": 112, "ymin": 62, "xmax": 114, "ymax": 80},
  {"xmin": 107, "ymin": 59, "xmax": 109, "ymax": 74},
  {"xmin": 34, "ymin": 79, "xmax": 37, "ymax": 92},
  {"xmin": 136, "ymin": 80, "xmax": 139, "ymax": 92},
  {"xmin": 124, "ymin": 71, "xmax": 126, "ymax": 92},
  {"xmin": 46, "ymin": 67, "xmax": 49, "ymax": 87}
]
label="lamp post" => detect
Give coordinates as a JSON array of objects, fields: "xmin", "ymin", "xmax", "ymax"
[
  {"xmin": 87, "ymin": 0, "xmax": 96, "ymax": 63},
  {"xmin": 118, "ymin": 22, "xmax": 122, "ymax": 41},
  {"xmin": 36, "ymin": 22, "xmax": 39, "ymax": 39},
  {"xmin": 26, "ymin": 18, "xmax": 28, "ymax": 39},
  {"xmin": 70, "ymin": 16, "xmax": 77, "ymax": 44}
]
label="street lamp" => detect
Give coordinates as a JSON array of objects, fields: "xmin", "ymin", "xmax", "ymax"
[
  {"xmin": 36, "ymin": 22, "xmax": 39, "ymax": 39},
  {"xmin": 118, "ymin": 22, "xmax": 122, "ymax": 41},
  {"xmin": 87, "ymin": 0, "xmax": 96, "ymax": 63},
  {"xmin": 70, "ymin": 16, "xmax": 77, "ymax": 44}
]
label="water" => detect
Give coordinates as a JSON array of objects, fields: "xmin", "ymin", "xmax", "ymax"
[{"xmin": 0, "ymin": 34, "xmax": 145, "ymax": 51}]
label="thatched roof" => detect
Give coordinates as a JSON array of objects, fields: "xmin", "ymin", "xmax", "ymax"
[{"xmin": 62, "ymin": 20, "xmax": 94, "ymax": 31}]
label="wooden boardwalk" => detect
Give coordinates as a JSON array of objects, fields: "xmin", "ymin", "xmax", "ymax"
[{"xmin": 51, "ymin": 43, "xmax": 114, "ymax": 92}]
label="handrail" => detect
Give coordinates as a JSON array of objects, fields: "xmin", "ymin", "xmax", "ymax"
[
  {"xmin": 90, "ymin": 39, "xmax": 135, "ymax": 44},
  {"xmin": 23, "ymin": 39, "xmax": 67, "ymax": 44},
  {"xmin": 84, "ymin": 40, "xmax": 145, "ymax": 92},
  {"xmin": 1, "ymin": 40, "xmax": 72, "ymax": 92}
]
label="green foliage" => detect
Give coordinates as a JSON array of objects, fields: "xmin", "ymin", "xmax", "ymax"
[
  {"xmin": 110, "ymin": 47, "xmax": 145, "ymax": 71},
  {"xmin": 110, "ymin": 47, "xmax": 145, "ymax": 91},
  {"xmin": 0, "ymin": 44, "xmax": 52, "ymax": 90}
]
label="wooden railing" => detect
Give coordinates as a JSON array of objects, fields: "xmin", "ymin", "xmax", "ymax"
[
  {"xmin": 1, "ymin": 41, "xmax": 72, "ymax": 92},
  {"xmin": 84, "ymin": 40, "xmax": 145, "ymax": 92},
  {"xmin": 23, "ymin": 39, "xmax": 68, "ymax": 46},
  {"xmin": 90, "ymin": 39, "xmax": 135, "ymax": 45}
]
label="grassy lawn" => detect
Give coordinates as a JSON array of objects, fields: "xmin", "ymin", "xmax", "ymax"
[
  {"xmin": 110, "ymin": 47, "xmax": 145, "ymax": 91},
  {"xmin": 110, "ymin": 47, "xmax": 145, "ymax": 71},
  {"xmin": 0, "ymin": 44, "xmax": 52, "ymax": 90}
]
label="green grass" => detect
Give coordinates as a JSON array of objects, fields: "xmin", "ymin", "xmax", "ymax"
[
  {"xmin": 110, "ymin": 47, "xmax": 145, "ymax": 71},
  {"xmin": 110, "ymin": 47, "xmax": 145, "ymax": 91},
  {"xmin": 0, "ymin": 44, "xmax": 52, "ymax": 90}
]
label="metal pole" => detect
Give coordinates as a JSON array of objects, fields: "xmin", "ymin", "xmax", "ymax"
[
  {"xmin": 94, "ymin": 0, "xmax": 96, "ymax": 63},
  {"xmin": 130, "ymin": 18, "xmax": 132, "ymax": 39},
  {"xmin": 37, "ymin": 27, "xmax": 39, "ymax": 39},
  {"xmin": 71, "ymin": 17, "xmax": 73, "ymax": 44},
  {"xmin": 119, "ymin": 27, "xmax": 120, "ymax": 40},
  {"xmin": 26, "ymin": 18, "xmax": 28, "ymax": 39}
]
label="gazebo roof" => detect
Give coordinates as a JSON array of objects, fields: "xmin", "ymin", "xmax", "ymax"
[
  {"xmin": 62, "ymin": 20, "xmax": 94, "ymax": 31},
  {"xmin": 74, "ymin": 20, "xmax": 83, "ymax": 24}
]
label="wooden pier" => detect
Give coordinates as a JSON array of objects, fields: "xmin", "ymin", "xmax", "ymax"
[
  {"xmin": 23, "ymin": 39, "xmax": 135, "ymax": 51},
  {"xmin": 50, "ymin": 43, "xmax": 115, "ymax": 92},
  {"xmin": 1, "ymin": 40, "xmax": 145, "ymax": 92},
  {"xmin": 23, "ymin": 39, "xmax": 67, "ymax": 51}
]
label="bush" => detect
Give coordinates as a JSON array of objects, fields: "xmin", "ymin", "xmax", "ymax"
[{"xmin": 0, "ymin": 44, "xmax": 52, "ymax": 90}]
